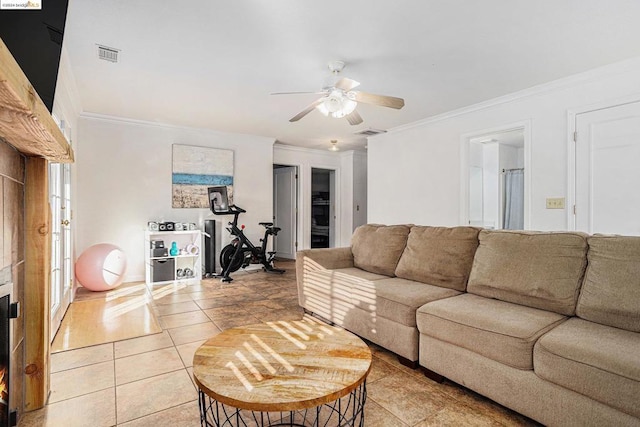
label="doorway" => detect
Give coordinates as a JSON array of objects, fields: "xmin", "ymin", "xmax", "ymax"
[
  {"xmin": 572, "ymin": 100, "xmax": 640, "ymax": 235},
  {"xmin": 311, "ymin": 168, "xmax": 336, "ymax": 248},
  {"xmin": 463, "ymin": 124, "xmax": 529, "ymax": 229},
  {"xmin": 273, "ymin": 165, "xmax": 298, "ymax": 259}
]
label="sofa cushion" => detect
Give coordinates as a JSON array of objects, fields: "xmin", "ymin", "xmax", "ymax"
[
  {"xmin": 467, "ymin": 230, "xmax": 588, "ymax": 316},
  {"xmin": 351, "ymin": 224, "xmax": 411, "ymax": 276},
  {"xmin": 576, "ymin": 235, "xmax": 640, "ymax": 332},
  {"xmin": 395, "ymin": 226, "xmax": 480, "ymax": 291},
  {"xmin": 534, "ymin": 317, "xmax": 640, "ymax": 418},
  {"xmin": 351, "ymin": 277, "xmax": 460, "ymax": 327},
  {"xmin": 332, "ymin": 267, "xmax": 390, "ymax": 281},
  {"xmin": 417, "ymin": 293, "xmax": 566, "ymax": 370}
]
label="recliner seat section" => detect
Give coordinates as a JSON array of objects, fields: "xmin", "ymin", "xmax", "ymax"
[
  {"xmin": 417, "ymin": 293, "xmax": 566, "ymax": 370},
  {"xmin": 533, "ymin": 234, "xmax": 640, "ymax": 421},
  {"xmin": 534, "ymin": 317, "xmax": 640, "ymax": 419},
  {"xmin": 296, "ymin": 225, "xmax": 640, "ymax": 426}
]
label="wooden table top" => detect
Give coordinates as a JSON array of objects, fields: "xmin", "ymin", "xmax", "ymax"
[{"xmin": 193, "ymin": 318, "xmax": 372, "ymax": 412}]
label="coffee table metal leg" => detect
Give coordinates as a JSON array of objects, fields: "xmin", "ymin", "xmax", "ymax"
[{"xmin": 198, "ymin": 381, "xmax": 367, "ymax": 427}]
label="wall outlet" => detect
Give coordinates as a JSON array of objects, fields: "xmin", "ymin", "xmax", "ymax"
[{"xmin": 546, "ymin": 197, "xmax": 565, "ymax": 209}]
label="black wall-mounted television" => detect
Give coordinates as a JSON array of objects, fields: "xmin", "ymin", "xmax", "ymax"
[{"xmin": 0, "ymin": 1, "xmax": 70, "ymax": 112}]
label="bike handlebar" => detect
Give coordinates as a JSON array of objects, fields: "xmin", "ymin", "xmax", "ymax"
[{"xmin": 211, "ymin": 204, "xmax": 246, "ymax": 215}]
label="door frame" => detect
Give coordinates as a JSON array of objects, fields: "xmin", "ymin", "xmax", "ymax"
[
  {"xmin": 309, "ymin": 165, "xmax": 341, "ymax": 249},
  {"xmin": 567, "ymin": 94, "xmax": 640, "ymax": 231},
  {"xmin": 272, "ymin": 164, "xmax": 299, "ymax": 258},
  {"xmin": 459, "ymin": 119, "xmax": 532, "ymax": 229},
  {"xmin": 50, "ymin": 115, "xmax": 74, "ymax": 342}
]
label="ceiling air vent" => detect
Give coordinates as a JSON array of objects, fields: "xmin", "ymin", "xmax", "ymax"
[
  {"xmin": 97, "ymin": 45, "xmax": 119, "ymax": 63},
  {"xmin": 354, "ymin": 128, "xmax": 387, "ymax": 136}
]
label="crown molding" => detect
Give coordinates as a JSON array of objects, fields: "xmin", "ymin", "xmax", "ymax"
[
  {"xmin": 385, "ymin": 55, "xmax": 640, "ymax": 135},
  {"xmin": 80, "ymin": 112, "xmax": 275, "ymax": 143},
  {"xmin": 274, "ymin": 142, "xmax": 360, "ymax": 157}
]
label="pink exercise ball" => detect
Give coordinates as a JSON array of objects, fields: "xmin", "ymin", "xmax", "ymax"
[{"xmin": 75, "ymin": 243, "xmax": 127, "ymax": 291}]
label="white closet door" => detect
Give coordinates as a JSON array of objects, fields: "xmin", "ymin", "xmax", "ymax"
[
  {"xmin": 575, "ymin": 101, "xmax": 640, "ymax": 235},
  {"xmin": 273, "ymin": 167, "xmax": 297, "ymax": 259}
]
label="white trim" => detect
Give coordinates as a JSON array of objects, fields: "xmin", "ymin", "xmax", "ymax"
[
  {"xmin": 272, "ymin": 163, "xmax": 302, "ymax": 257},
  {"xmin": 567, "ymin": 112, "xmax": 577, "ymax": 231},
  {"xmin": 388, "ymin": 56, "xmax": 640, "ymax": 135},
  {"xmin": 309, "ymin": 165, "xmax": 342, "ymax": 248},
  {"xmin": 459, "ymin": 120, "xmax": 532, "ymax": 229},
  {"xmin": 273, "ymin": 142, "xmax": 361, "ymax": 156},
  {"xmin": 566, "ymin": 93, "xmax": 640, "ymax": 231},
  {"xmin": 81, "ymin": 111, "xmax": 276, "ymax": 143}
]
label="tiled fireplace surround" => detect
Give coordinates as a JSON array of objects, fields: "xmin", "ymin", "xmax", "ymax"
[{"xmin": 0, "ymin": 141, "xmax": 25, "ymax": 425}]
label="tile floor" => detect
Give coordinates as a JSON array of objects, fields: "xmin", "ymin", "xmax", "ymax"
[{"xmin": 19, "ymin": 261, "xmax": 539, "ymax": 426}]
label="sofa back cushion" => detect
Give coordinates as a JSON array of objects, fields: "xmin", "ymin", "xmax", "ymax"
[
  {"xmin": 351, "ymin": 224, "xmax": 411, "ymax": 276},
  {"xmin": 576, "ymin": 235, "xmax": 640, "ymax": 332},
  {"xmin": 395, "ymin": 226, "xmax": 480, "ymax": 291},
  {"xmin": 467, "ymin": 230, "xmax": 588, "ymax": 316}
]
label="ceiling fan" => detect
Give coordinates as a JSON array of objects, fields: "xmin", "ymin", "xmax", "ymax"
[{"xmin": 272, "ymin": 61, "xmax": 405, "ymax": 125}]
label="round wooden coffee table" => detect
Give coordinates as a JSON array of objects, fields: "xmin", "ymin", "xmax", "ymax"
[{"xmin": 193, "ymin": 318, "xmax": 372, "ymax": 426}]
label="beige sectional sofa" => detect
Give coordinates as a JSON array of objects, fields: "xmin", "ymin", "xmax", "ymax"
[{"xmin": 296, "ymin": 224, "xmax": 640, "ymax": 426}]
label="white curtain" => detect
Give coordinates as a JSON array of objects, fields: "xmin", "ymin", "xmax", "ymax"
[{"xmin": 503, "ymin": 169, "xmax": 524, "ymax": 230}]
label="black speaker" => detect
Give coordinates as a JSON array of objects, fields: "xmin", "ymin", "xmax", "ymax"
[{"xmin": 204, "ymin": 220, "xmax": 216, "ymax": 276}]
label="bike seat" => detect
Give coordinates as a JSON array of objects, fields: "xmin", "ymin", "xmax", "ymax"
[{"xmin": 259, "ymin": 222, "xmax": 274, "ymax": 227}]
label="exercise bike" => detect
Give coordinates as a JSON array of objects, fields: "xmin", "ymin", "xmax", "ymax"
[{"xmin": 208, "ymin": 186, "xmax": 285, "ymax": 282}]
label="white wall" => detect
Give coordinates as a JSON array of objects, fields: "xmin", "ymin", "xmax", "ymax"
[
  {"xmin": 52, "ymin": 48, "xmax": 83, "ymax": 145},
  {"xmin": 352, "ymin": 151, "xmax": 368, "ymax": 230},
  {"xmin": 340, "ymin": 151, "xmax": 368, "ymax": 238},
  {"xmin": 77, "ymin": 115, "xmax": 274, "ymax": 282},
  {"xmin": 274, "ymin": 145, "xmax": 366, "ymax": 248},
  {"xmin": 369, "ymin": 56, "xmax": 640, "ymax": 230},
  {"xmin": 52, "ymin": 47, "xmax": 83, "ymax": 292},
  {"xmin": 482, "ymin": 143, "xmax": 499, "ymax": 229}
]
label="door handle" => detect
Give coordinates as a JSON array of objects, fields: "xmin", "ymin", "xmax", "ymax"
[{"xmin": 61, "ymin": 219, "xmax": 70, "ymax": 226}]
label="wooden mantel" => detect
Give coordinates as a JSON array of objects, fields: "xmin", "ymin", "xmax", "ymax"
[
  {"xmin": 0, "ymin": 36, "xmax": 75, "ymax": 413},
  {"xmin": 0, "ymin": 37, "xmax": 74, "ymax": 162}
]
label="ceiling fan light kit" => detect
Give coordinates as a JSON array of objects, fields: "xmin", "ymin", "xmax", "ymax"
[
  {"xmin": 274, "ymin": 60, "xmax": 405, "ymax": 125},
  {"xmin": 317, "ymin": 90, "xmax": 358, "ymax": 118}
]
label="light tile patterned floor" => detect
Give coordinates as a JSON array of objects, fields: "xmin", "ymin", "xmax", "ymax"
[{"xmin": 19, "ymin": 261, "xmax": 539, "ymax": 426}]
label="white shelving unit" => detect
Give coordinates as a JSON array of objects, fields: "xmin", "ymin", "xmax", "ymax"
[{"xmin": 145, "ymin": 229, "xmax": 202, "ymax": 285}]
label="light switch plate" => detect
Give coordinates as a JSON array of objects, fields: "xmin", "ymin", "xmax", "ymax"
[{"xmin": 546, "ymin": 197, "xmax": 565, "ymax": 209}]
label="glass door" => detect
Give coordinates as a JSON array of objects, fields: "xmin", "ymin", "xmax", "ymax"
[
  {"xmin": 49, "ymin": 115, "xmax": 73, "ymax": 341},
  {"xmin": 49, "ymin": 161, "xmax": 73, "ymax": 341}
]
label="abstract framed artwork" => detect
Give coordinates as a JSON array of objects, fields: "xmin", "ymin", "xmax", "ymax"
[{"xmin": 172, "ymin": 144, "xmax": 234, "ymax": 208}]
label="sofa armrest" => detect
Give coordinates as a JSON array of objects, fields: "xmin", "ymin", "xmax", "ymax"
[
  {"xmin": 296, "ymin": 247, "xmax": 354, "ymax": 270},
  {"xmin": 295, "ymin": 247, "xmax": 354, "ymax": 306}
]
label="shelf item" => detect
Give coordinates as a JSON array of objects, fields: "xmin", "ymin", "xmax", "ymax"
[
  {"xmin": 151, "ymin": 258, "xmax": 175, "ymax": 282},
  {"xmin": 144, "ymin": 229, "xmax": 202, "ymax": 285}
]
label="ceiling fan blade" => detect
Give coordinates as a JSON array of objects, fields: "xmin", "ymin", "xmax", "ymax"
[
  {"xmin": 289, "ymin": 98, "xmax": 324, "ymax": 122},
  {"xmin": 271, "ymin": 91, "xmax": 324, "ymax": 95},
  {"xmin": 346, "ymin": 110, "xmax": 363, "ymax": 126},
  {"xmin": 354, "ymin": 91, "xmax": 405, "ymax": 109},
  {"xmin": 334, "ymin": 77, "xmax": 360, "ymax": 91}
]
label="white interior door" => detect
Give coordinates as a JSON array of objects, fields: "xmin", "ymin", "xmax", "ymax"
[
  {"xmin": 575, "ymin": 101, "xmax": 640, "ymax": 235},
  {"xmin": 273, "ymin": 166, "xmax": 297, "ymax": 259}
]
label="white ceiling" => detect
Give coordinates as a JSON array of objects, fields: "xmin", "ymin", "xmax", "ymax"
[{"xmin": 63, "ymin": 0, "xmax": 640, "ymax": 151}]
